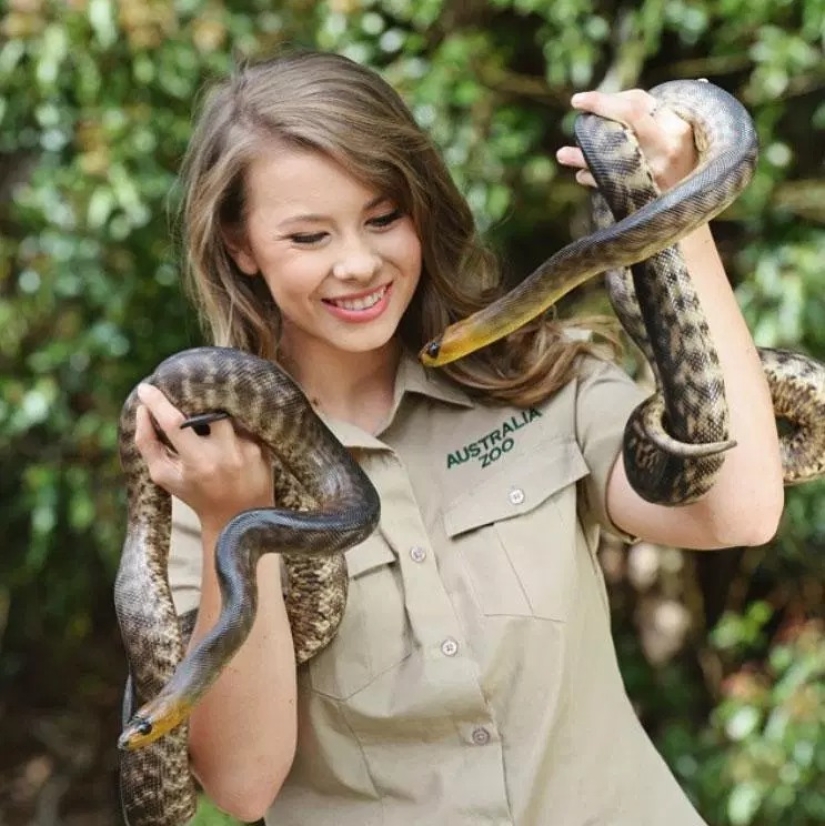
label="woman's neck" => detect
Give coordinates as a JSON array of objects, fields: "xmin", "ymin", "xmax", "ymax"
[{"xmin": 281, "ymin": 337, "xmax": 401, "ymax": 435}]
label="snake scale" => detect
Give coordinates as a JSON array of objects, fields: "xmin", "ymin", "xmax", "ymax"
[
  {"xmin": 114, "ymin": 349, "xmax": 380, "ymax": 826},
  {"xmin": 116, "ymin": 79, "xmax": 825, "ymax": 825}
]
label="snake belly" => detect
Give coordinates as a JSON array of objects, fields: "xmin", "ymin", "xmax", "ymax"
[{"xmin": 114, "ymin": 347, "xmax": 380, "ymax": 826}]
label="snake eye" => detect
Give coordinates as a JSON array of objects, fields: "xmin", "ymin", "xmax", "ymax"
[
  {"xmin": 135, "ymin": 718, "xmax": 153, "ymax": 736},
  {"xmin": 426, "ymin": 341, "xmax": 441, "ymax": 359}
]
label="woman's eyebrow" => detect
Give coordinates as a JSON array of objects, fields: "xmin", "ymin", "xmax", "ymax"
[
  {"xmin": 277, "ymin": 212, "xmax": 329, "ymax": 227},
  {"xmin": 277, "ymin": 196, "xmax": 392, "ymax": 229}
]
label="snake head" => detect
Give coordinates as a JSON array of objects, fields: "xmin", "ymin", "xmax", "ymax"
[
  {"xmin": 418, "ymin": 337, "xmax": 443, "ymax": 366},
  {"xmin": 117, "ymin": 694, "xmax": 192, "ymax": 751},
  {"xmin": 118, "ymin": 715, "xmax": 155, "ymax": 751}
]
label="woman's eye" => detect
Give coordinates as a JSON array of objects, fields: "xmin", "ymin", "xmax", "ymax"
[
  {"xmin": 369, "ymin": 209, "xmax": 402, "ymax": 228},
  {"xmin": 289, "ymin": 232, "xmax": 327, "ymax": 245}
]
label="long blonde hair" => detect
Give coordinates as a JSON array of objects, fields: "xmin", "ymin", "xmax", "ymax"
[{"xmin": 178, "ymin": 51, "xmax": 614, "ymax": 407}]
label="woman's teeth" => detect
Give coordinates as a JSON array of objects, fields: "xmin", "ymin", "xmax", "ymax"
[{"xmin": 330, "ymin": 285, "xmax": 387, "ymax": 311}]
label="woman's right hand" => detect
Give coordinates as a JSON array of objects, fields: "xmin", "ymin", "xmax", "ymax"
[{"xmin": 133, "ymin": 382, "xmax": 274, "ymax": 534}]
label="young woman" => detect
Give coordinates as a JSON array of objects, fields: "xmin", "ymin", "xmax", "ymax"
[{"xmin": 134, "ymin": 51, "xmax": 783, "ymax": 825}]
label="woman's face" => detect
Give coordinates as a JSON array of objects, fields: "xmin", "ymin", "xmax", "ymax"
[{"xmin": 227, "ymin": 143, "xmax": 422, "ymax": 370}]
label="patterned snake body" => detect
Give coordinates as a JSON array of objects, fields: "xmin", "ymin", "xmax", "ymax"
[
  {"xmin": 419, "ymin": 81, "xmax": 759, "ymax": 368},
  {"xmin": 421, "ymin": 80, "xmax": 825, "ymax": 499},
  {"xmin": 115, "ymin": 347, "xmax": 380, "ymax": 826},
  {"xmin": 764, "ymin": 348, "xmax": 825, "ymax": 484},
  {"xmin": 577, "ymin": 80, "xmax": 743, "ymax": 502}
]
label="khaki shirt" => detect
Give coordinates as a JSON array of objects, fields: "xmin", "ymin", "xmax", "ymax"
[{"xmin": 169, "ymin": 352, "xmax": 707, "ymax": 826}]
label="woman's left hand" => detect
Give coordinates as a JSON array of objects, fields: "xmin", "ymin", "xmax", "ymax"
[{"xmin": 555, "ymin": 88, "xmax": 697, "ymax": 192}]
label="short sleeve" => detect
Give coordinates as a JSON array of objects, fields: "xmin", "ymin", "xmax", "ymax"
[
  {"xmin": 169, "ymin": 497, "xmax": 204, "ymax": 616},
  {"xmin": 574, "ymin": 356, "xmax": 647, "ymax": 537}
]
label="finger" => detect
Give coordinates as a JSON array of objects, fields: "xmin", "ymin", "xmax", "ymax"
[
  {"xmin": 571, "ymin": 89, "xmax": 658, "ymax": 130},
  {"xmin": 557, "ymin": 146, "xmax": 598, "ymax": 188},
  {"xmin": 575, "ymin": 169, "xmax": 597, "ymax": 188},
  {"xmin": 136, "ymin": 383, "xmax": 229, "ymax": 453},
  {"xmin": 134, "ymin": 404, "xmax": 172, "ymax": 466},
  {"xmin": 556, "ymin": 146, "xmax": 586, "ymax": 169},
  {"xmin": 137, "ymin": 383, "xmax": 187, "ymax": 433}
]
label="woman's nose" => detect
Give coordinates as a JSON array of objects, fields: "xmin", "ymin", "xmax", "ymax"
[{"xmin": 331, "ymin": 238, "xmax": 381, "ymax": 281}]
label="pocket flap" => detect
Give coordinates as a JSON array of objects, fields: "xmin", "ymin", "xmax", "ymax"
[
  {"xmin": 345, "ymin": 533, "xmax": 396, "ymax": 578},
  {"xmin": 443, "ymin": 437, "xmax": 588, "ymax": 537}
]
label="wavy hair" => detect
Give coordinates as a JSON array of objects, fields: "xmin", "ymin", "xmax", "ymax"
[{"xmin": 178, "ymin": 51, "xmax": 615, "ymax": 407}]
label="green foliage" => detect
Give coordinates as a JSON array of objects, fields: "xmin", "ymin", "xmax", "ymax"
[
  {"xmin": 1, "ymin": 0, "xmax": 824, "ymax": 822},
  {"xmin": 697, "ymin": 609, "xmax": 825, "ymax": 825}
]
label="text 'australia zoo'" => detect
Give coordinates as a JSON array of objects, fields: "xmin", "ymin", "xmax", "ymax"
[{"xmin": 446, "ymin": 408, "xmax": 543, "ymax": 470}]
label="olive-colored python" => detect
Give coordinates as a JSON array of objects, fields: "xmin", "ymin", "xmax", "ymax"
[
  {"xmin": 116, "ymin": 79, "xmax": 825, "ymax": 826},
  {"xmin": 421, "ymin": 79, "xmax": 825, "ymax": 497},
  {"xmin": 114, "ymin": 349, "xmax": 380, "ymax": 826}
]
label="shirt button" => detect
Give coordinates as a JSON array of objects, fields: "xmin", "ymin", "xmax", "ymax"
[
  {"xmin": 472, "ymin": 727, "xmax": 491, "ymax": 746},
  {"xmin": 441, "ymin": 637, "xmax": 459, "ymax": 657},
  {"xmin": 410, "ymin": 545, "xmax": 426, "ymax": 563},
  {"xmin": 508, "ymin": 487, "xmax": 525, "ymax": 506}
]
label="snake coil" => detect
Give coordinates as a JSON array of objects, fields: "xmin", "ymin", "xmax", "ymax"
[{"xmin": 114, "ymin": 348, "xmax": 380, "ymax": 826}]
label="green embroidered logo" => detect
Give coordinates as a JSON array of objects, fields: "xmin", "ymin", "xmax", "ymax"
[{"xmin": 447, "ymin": 408, "xmax": 543, "ymax": 470}]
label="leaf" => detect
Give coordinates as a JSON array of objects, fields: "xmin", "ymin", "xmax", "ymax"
[
  {"xmin": 725, "ymin": 705, "xmax": 762, "ymax": 742},
  {"xmin": 727, "ymin": 783, "xmax": 764, "ymax": 825}
]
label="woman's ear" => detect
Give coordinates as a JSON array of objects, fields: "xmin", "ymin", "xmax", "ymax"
[{"xmin": 222, "ymin": 224, "xmax": 258, "ymax": 276}]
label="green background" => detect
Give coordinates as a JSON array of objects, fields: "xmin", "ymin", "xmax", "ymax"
[{"xmin": 1, "ymin": 0, "xmax": 824, "ymax": 823}]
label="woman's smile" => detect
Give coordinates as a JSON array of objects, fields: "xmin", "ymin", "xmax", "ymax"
[{"xmin": 322, "ymin": 284, "xmax": 392, "ymax": 320}]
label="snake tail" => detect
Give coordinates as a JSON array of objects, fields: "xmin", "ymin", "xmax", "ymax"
[
  {"xmin": 418, "ymin": 80, "xmax": 758, "ymax": 367},
  {"xmin": 622, "ymin": 396, "xmax": 737, "ymax": 505}
]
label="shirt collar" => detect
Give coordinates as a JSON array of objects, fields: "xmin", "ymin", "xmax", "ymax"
[
  {"xmin": 323, "ymin": 348, "xmax": 473, "ymax": 448},
  {"xmin": 393, "ymin": 347, "xmax": 474, "ymax": 410}
]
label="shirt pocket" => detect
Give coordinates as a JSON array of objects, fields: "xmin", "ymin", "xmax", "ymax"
[
  {"xmin": 306, "ymin": 533, "xmax": 413, "ymax": 701},
  {"xmin": 443, "ymin": 437, "xmax": 589, "ymax": 621}
]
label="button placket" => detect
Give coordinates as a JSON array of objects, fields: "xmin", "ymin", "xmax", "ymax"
[{"xmin": 376, "ymin": 456, "xmax": 474, "ymax": 672}]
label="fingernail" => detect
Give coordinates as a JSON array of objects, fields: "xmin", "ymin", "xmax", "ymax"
[
  {"xmin": 136, "ymin": 383, "xmax": 152, "ymax": 401},
  {"xmin": 571, "ymin": 93, "xmax": 584, "ymax": 107}
]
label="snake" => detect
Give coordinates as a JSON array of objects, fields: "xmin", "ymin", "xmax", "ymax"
[
  {"xmin": 114, "ymin": 347, "xmax": 380, "ymax": 826},
  {"xmin": 420, "ymin": 79, "xmax": 825, "ymax": 498}
]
